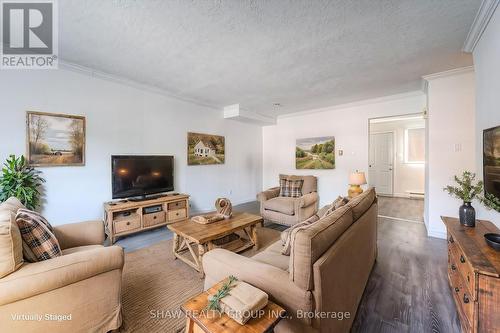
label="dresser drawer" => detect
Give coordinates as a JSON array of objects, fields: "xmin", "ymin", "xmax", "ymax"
[
  {"xmin": 449, "ymin": 242, "xmax": 476, "ymax": 300},
  {"xmin": 143, "ymin": 211, "xmax": 166, "ymax": 227},
  {"xmin": 168, "ymin": 209, "xmax": 186, "ymax": 221},
  {"xmin": 449, "ymin": 259, "xmax": 475, "ymax": 329},
  {"xmin": 114, "ymin": 217, "xmax": 141, "ymax": 234},
  {"xmin": 168, "ymin": 200, "xmax": 186, "ymax": 210}
]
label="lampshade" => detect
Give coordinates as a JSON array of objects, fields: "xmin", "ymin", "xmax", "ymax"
[{"xmin": 349, "ymin": 172, "xmax": 367, "ymax": 185}]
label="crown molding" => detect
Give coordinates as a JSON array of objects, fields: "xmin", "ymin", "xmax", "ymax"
[
  {"xmin": 463, "ymin": 0, "xmax": 499, "ymax": 52},
  {"xmin": 422, "ymin": 66, "xmax": 474, "ymax": 81},
  {"xmin": 278, "ymin": 90, "xmax": 425, "ymax": 120},
  {"xmin": 58, "ymin": 60, "xmax": 220, "ymax": 110}
]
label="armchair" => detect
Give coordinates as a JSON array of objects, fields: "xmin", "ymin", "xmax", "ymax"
[
  {"xmin": 257, "ymin": 175, "xmax": 319, "ymax": 226},
  {"xmin": 0, "ymin": 198, "xmax": 124, "ymax": 333}
]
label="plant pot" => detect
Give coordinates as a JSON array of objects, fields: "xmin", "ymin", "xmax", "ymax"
[{"xmin": 459, "ymin": 202, "xmax": 476, "ymax": 227}]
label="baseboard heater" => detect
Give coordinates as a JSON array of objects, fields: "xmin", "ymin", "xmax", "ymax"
[{"xmin": 406, "ymin": 191, "xmax": 424, "ymax": 199}]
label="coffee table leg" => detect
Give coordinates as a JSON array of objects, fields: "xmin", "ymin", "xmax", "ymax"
[
  {"xmin": 198, "ymin": 244, "xmax": 206, "ymax": 278},
  {"xmin": 251, "ymin": 225, "xmax": 259, "ymax": 249},
  {"xmin": 173, "ymin": 233, "xmax": 180, "ymax": 259}
]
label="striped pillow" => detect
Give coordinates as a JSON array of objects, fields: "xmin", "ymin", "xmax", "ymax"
[
  {"xmin": 279, "ymin": 178, "xmax": 304, "ymax": 198},
  {"xmin": 15, "ymin": 209, "xmax": 61, "ymax": 262}
]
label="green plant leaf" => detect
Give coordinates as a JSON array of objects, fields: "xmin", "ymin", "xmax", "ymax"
[{"xmin": 0, "ymin": 155, "xmax": 45, "ymax": 210}]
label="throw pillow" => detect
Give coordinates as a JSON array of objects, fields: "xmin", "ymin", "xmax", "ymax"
[
  {"xmin": 15, "ymin": 209, "xmax": 62, "ymax": 262},
  {"xmin": 281, "ymin": 214, "xmax": 319, "ymax": 256},
  {"xmin": 322, "ymin": 196, "xmax": 349, "ymax": 217},
  {"xmin": 279, "ymin": 178, "xmax": 304, "ymax": 198},
  {"xmin": 0, "ymin": 211, "xmax": 24, "ymax": 278}
]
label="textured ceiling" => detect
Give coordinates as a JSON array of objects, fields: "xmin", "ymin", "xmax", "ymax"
[{"xmin": 59, "ymin": 0, "xmax": 480, "ymax": 116}]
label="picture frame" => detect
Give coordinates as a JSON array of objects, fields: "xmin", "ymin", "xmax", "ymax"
[
  {"xmin": 26, "ymin": 111, "xmax": 86, "ymax": 167},
  {"xmin": 296, "ymin": 136, "xmax": 335, "ymax": 169},
  {"xmin": 483, "ymin": 125, "xmax": 500, "ymax": 200},
  {"xmin": 187, "ymin": 132, "xmax": 225, "ymax": 165}
]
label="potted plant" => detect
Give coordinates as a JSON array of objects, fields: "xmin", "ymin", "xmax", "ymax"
[
  {"xmin": 0, "ymin": 155, "xmax": 45, "ymax": 210},
  {"xmin": 443, "ymin": 171, "xmax": 483, "ymax": 227}
]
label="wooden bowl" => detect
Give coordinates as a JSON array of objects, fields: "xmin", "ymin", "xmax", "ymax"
[{"xmin": 484, "ymin": 233, "xmax": 500, "ymax": 251}]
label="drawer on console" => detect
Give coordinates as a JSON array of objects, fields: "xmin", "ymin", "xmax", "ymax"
[
  {"xmin": 168, "ymin": 200, "xmax": 186, "ymax": 210},
  {"xmin": 449, "ymin": 260, "xmax": 475, "ymax": 329},
  {"xmin": 168, "ymin": 209, "xmax": 186, "ymax": 221},
  {"xmin": 450, "ymin": 245, "xmax": 477, "ymax": 299},
  {"xmin": 143, "ymin": 211, "xmax": 166, "ymax": 227},
  {"xmin": 114, "ymin": 217, "xmax": 140, "ymax": 234}
]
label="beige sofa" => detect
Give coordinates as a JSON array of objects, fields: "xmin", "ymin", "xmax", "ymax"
[
  {"xmin": 0, "ymin": 198, "xmax": 124, "ymax": 333},
  {"xmin": 257, "ymin": 175, "xmax": 319, "ymax": 226},
  {"xmin": 204, "ymin": 188, "xmax": 377, "ymax": 333}
]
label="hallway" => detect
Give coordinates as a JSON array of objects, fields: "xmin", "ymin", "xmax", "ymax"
[{"xmin": 377, "ymin": 196, "xmax": 424, "ymax": 223}]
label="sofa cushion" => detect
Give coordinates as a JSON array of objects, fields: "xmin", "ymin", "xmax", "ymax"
[
  {"xmin": 263, "ymin": 197, "xmax": 296, "ymax": 216},
  {"xmin": 280, "ymin": 174, "xmax": 317, "ymax": 194},
  {"xmin": 279, "ymin": 178, "xmax": 304, "ymax": 198},
  {"xmin": 62, "ymin": 245, "xmax": 103, "ymax": 256},
  {"xmin": 0, "ymin": 211, "xmax": 23, "ymax": 278},
  {"xmin": 281, "ymin": 214, "xmax": 320, "ymax": 256},
  {"xmin": 16, "ymin": 209, "xmax": 62, "ymax": 261},
  {"xmin": 252, "ymin": 241, "xmax": 290, "ymax": 271},
  {"xmin": 346, "ymin": 187, "xmax": 376, "ymax": 220},
  {"xmin": 289, "ymin": 205, "xmax": 354, "ymax": 290},
  {"xmin": 0, "ymin": 197, "xmax": 25, "ymax": 213}
]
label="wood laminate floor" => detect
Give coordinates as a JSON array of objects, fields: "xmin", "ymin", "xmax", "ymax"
[
  {"xmin": 115, "ymin": 200, "xmax": 459, "ymax": 332},
  {"xmin": 378, "ymin": 196, "xmax": 424, "ymax": 223}
]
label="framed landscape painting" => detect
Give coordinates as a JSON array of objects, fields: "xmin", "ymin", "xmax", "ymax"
[
  {"xmin": 483, "ymin": 125, "xmax": 500, "ymax": 200},
  {"xmin": 296, "ymin": 136, "xmax": 335, "ymax": 169},
  {"xmin": 26, "ymin": 111, "xmax": 85, "ymax": 166},
  {"xmin": 187, "ymin": 132, "xmax": 225, "ymax": 165}
]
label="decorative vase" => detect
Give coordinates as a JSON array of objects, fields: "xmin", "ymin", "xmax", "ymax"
[{"xmin": 459, "ymin": 202, "xmax": 476, "ymax": 227}]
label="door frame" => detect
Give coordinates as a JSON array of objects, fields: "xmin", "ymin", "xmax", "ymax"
[
  {"xmin": 368, "ymin": 130, "xmax": 395, "ymax": 196},
  {"xmin": 367, "ymin": 112, "xmax": 424, "ymax": 197}
]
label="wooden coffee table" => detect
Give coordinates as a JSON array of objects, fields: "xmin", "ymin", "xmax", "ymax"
[
  {"xmin": 181, "ymin": 278, "xmax": 286, "ymax": 333},
  {"xmin": 167, "ymin": 212, "xmax": 263, "ymax": 276}
]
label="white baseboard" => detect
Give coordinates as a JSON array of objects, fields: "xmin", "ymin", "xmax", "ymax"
[{"xmin": 427, "ymin": 228, "xmax": 447, "ymax": 239}]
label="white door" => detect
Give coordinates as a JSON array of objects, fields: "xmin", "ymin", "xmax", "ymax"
[{"xmin": 369, "ymin": 132, "xmax": 394, "ymax": 195}]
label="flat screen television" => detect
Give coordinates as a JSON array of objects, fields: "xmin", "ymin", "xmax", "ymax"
[
  {"xmin": 112, "ymin": 155, "xmax": 174, "ymax": 199},
  {"xmin": 483, "ymin": 125, "xmax": 500, "ymax": 200}
]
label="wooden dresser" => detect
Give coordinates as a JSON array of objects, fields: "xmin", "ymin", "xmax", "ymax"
[
  {"xmin": 442, "ymin": 216, "xmax": 500, "ymax": 333},
  {"xmin": 105, "ymin": 194, "xmax": 189, "ymax": 243}
]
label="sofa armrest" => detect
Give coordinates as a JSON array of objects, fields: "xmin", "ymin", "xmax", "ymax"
[
  {"xmin": 256, "ymin": 187, "xmax": 280, "ymax": 202},
  {"xmin": 53, "ymin": 220, "xmax": 105, "ymax": 250},
  {"xmin": 298, "ymin": 192, "xmax": 318, "ymax": 208},
  {"xmin": 0, "ymin": 245, "xmax": 123, "ymax": 306},
  {"xmin": 202, "ymin": 249, "xmax": 313, "ymax": 324}
]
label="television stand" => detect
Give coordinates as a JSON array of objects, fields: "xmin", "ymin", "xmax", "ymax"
[{"xmin": 104, "ymin": 193, "xmax": 190, "ymax": 244}]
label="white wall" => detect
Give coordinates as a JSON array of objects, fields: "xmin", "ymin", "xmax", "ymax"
[
  {"xmin": 370, "ymin": 118, "xmax": 425, "ymax": 197},
  {"xmin": 425, "ymin": 69, "xmax": 476, "ymax": 238},
  {"xmin": 262, "ymin": 92, "xmax": 426, "ymax": 207},
  {"xmin": 0, "ymin": 68, "xmax": 262, "ymax": 225},
  {"xmin": 473, "ymin": 7, "xmax": 500, "ymax": 226}
]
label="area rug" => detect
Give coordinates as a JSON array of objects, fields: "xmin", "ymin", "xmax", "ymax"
[{"xmin": 120, "ymin": 226, "xmax": 281, "ymax": 333}]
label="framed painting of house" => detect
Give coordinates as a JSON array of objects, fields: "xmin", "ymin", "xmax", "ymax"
[
  {"xmin": 187, "ymin": 132, "xmax": 225, "ymax": 165},
  {"xmin": 296, "ymin": 136, "xmax": 335, "ymax": 169},
  {"xmin": 26, "ymin": 111, "xmax": 86, "ymax": 167}
]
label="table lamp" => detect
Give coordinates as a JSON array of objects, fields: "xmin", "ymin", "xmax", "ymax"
[{"xmin": 348, "ymin": 171, "xmax": 367, "ymax": 198}]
